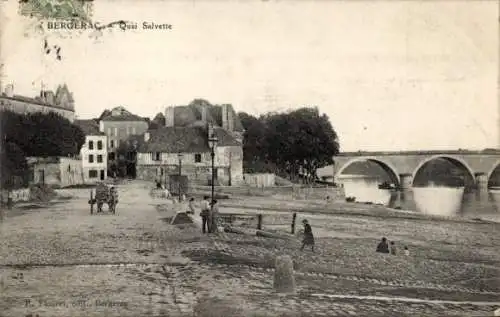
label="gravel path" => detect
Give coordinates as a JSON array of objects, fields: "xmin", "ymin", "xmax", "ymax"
[{"xmin": 1, "ymin": 181, "xmax": 499, "ymax": 317}]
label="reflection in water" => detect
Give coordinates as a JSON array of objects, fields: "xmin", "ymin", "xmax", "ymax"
[
  {"xmin": 341, "ymin": 175, "xmax": 391, "ymax": 205},
  {"xmin": 413, "ymin": 186, "xmax": 463, "ymax": 217},
  {"xmin": 339, "ymin": 175, "xmax": 499, "ymax": 220}
]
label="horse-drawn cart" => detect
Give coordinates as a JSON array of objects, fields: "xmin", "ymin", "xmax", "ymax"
[{"xmin": 89, "ymin": 183, "xmax": 118, "ymax": 215}]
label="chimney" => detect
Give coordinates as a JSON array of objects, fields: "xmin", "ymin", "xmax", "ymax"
[
  {"xmin": 165, "ymin": 106, "xmax": 175, "ymax": 127},
  {"xmin": 144, "ymin": 131, "xmax": 151, "ymax": 142},
  {"xmin": 4, "ymin": 84, "xmax": 13, "ymax": 97},
  {"xmin": 99, "ymin": 121, "xmax": 104, "ymax": 132},
  {"xmin": 208, "ymin": 123, "xmax": 214, "ymax": 139},
  {"xmin": 221, "ymin": 104, "xmax": 234, "ymax": 132}
]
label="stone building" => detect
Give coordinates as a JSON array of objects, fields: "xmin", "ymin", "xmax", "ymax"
[
  {"xmin": 75, "ymin": 119, "xmax": 108, "ymax": 183},
  {"xmin": 133, "ymin": 99, "xmax": 245, "ymax": 185},
  {"xmin": 99, "ymin": 106, "xmax": 149, "ymax": 161},
  {"xmin": 135, "ymin": 124, "xmax": 244, "ymax": 186},
  {"xmin": 164, "ymin": 99, "xmax": 244, "ymax": 143},
  {"xmin": 28, "ymin": 157, "xmax": 84, "ymax": 188},
  {"xmin": 0, "ymin": 84, "xmax": 75, "ymax": 122}
]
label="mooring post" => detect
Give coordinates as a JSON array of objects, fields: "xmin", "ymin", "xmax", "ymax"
[
  {"xmin": 257, "ymin": 214, "xmax": 263, "ymax": 230},
  {"xmin": 291, "ymin": 212, "xmax": 297, "ymax": 234}
]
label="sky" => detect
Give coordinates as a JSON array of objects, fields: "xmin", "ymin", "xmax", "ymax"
[{"xmin": 0, "ymin": 0, "xmax": 498, "ymax": 152}]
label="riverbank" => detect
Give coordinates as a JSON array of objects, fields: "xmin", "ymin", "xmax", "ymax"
[{"xmin": 2, "ymin": 182, "xmax": 499, "ymax": 317}]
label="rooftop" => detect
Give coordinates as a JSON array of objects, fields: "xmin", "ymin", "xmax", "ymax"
[
  {"xmin": 74, "ymin": 119, "xmax": 105, "ymax": 136},
  {"xmin": 100, "ymin": 106, "xmax": 147, "ymax": 122},
  {"xmin": 136, "ymin": 126, "xmax": 241, "ymax": 153},
  {"xmin": 0, "ymin": 94, "xmax": 75, "ymax": 112},
  {"xmin": 101, "ymin": 113, "xmax": 147, "ymax": 122}
]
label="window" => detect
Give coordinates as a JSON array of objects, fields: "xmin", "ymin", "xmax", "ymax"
[
  {"xmin": 89, "ymin": 170, "xmax": 98, "ymax": 178},
  {"xmin": 153, "ymin": 152, "xmax": 161, "ymax": 161},
  {"xmin": 132, "ymin": 127, "xmax": 136, "ymax": 135},
  {"xmin": 114, "ymin": 127, "xmax": 118, "ymax": 136},
  {"xmin": 195, "ymin": 153, "xmax": 202, "ymax": 163},
  {"xmin": 88, "ymin": 154, "xmax": 94, "ymax": 163},
  {"xmin": 110, "ymin": 140, "xmax": 115, "ymax": 148},
  {"xmin": 88, "ymin": 140, "xmax": 94, "ymax": 150},
  {"xmin": 108, "ymin": 152, "xmax": 115, "ymax": 160},
  {"xmin": 97, "ymin": 155, "xmax": 103, "ymax": 163},
  {"xmin": 97, "ymin": 140, "xmax": 103, "ymax": 150}
]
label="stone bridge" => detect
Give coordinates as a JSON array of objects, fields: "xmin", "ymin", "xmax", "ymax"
[{"xmin": 326, "ymin": 150, "xmax": 500, "ymax": 211}]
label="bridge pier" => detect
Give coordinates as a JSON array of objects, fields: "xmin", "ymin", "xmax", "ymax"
[
  {"xmin": 475, "ymin": 173, "xmax": 489, "ymax": 197},
  {"xmin": 473, "ymin": 172, "xmax": 497, "ymax": 214},
  {"xmin": 461, "ymin": 172, "xmax": 497, "ymax": 216},
  {"xmin": 398, "ymin": 173, "xmax": 416, "ymax": 211}
]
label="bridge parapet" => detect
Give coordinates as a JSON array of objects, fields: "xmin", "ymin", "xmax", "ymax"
[{"xmin": 332, "ymin": 152, "xmax": 500, "ymax": 186}]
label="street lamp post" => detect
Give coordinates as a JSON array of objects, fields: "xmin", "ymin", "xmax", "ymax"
[
  {"xmin": 178, "ymin": 153, "xmax": 184, "ymax": 201},
  {"xmin": 208, "ymin": 132, "xmax": 218, "ymax": 209}
]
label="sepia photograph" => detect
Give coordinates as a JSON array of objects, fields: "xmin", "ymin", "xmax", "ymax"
[{"xmin": 0, "ymin": 0, "xmax": 499, "ymax": 316}]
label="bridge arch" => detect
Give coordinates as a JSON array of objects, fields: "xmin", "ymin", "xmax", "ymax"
[
  {"xmin": 335, "ymin": 157, "xmax": 400, "ymax": 186},
  {"xmin": 487, "ymin": 159, "xmax": 500, "ymax": 188},
  {"xmin": 411, "ymin": 155, "xmax": 475, "ymax": 188}
]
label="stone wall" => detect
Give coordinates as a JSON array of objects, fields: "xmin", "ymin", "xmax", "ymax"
[
  {"xmin": 0, "ymin": 188, "xmax": 31, "ymax": 203},
  {"xmin": 244, "ymin": 173, "xmax": 276, "ymax": 187},
  {"xmin": 30, "ymin": 157, "xmax": 85, "ymax": 187},
  {"xmin": 136, "ymin": 165, "xmax": 233, "ymax": 186},
  {"xmin": 59, "ymin": 158, "xmax": 85, "ymax": 187},
  {"xmin": 0, "ymin": 96, "xmax": 75, "ymax": 122},
  {"xmin": 189, "ymin": 184, "xmax": 346, "ymax": 201}
]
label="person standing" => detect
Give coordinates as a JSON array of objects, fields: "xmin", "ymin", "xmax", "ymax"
[
  {"xmin": 187, "ymin": 197, "xmax": 196, "ymax": 215},
  {"xmin": 200, "ymin": 196, "xmax": 210, "ymax": 233},
  {"xmin": 210, "ymin": 199, "xmax": 220, "ymax": 233},
  {"xmin": 300, "ymin": 219, "xmax": 315, "ymax": 252}
]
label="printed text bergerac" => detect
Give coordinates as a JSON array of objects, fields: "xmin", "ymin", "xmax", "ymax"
[{"xmin": 46, "ymin": 21, "xmax": 172, "ymax": 31}]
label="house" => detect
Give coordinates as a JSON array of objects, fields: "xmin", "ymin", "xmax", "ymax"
[
  {"xmin": 0, "ymin": 84, "xmax": 75, "ymax": 122},
  {"xmin": 27, "ymin": 157, "xmax": 84, "ymax": 188},
  {"xmin": 135, "ymin": 124, "xmax": 243, "ymax": 186},
  {"xmin": 98, "ymin": 106, "xmax": 149, "ymax": 161},
  {"xmin": 75, "ymin": 119, "xmax": 108, "ymax": 182}
]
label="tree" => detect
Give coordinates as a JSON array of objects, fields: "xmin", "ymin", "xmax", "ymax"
[
  {"xmin": 13, "ymin": 112, "xmax": 85, "ymax": 157},
  {"xmin": 238, "ymin": 107, "xmax": 339, "ymax": 183},
  {"xmin": 0, "ymin": 110, "xmax": 86, "ymax": 188},
  {"xmin": 0, "ymin": 141, "xmax": 28, "ymax": 189},
  {"xmin": 238, "ymin": 112, "xmax": 270, "ymax": 172},
  {"xmin": 152, "ymin": 112, "xmax": 166, "ymax": 127}
]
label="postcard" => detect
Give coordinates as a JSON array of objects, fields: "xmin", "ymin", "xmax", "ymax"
[{"xmin": 0, "ymin": 1, "xmax": 499, "ymax": 316}]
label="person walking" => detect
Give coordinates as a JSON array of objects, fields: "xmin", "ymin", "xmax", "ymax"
[
  {"xmin": 390, "ymin": 241, "xmax": 397, "ymax": 255},
  {"xmin": 209, "ymin": 199, "xmax": 220, "ymax": 233},
  {"xmin": 300, "ymin": 219, "xmax": 315, "ymax": 252},
  {"xmin": 200, "ymin": 196, "xmax": 210, "ymax": 233}
]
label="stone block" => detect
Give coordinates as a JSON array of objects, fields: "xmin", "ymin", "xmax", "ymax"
[{"xmin": 273, "ymin": 255, "xmax": 296, "ymax": 293}]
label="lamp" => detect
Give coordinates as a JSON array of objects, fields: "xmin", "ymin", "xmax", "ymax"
[
  {"xmin": 178, "ymin": 153, "xmax": 184, "ymax": 201},
  {"xmin": 208, "ymin": 132, "xmax": 218, "ymax": 212}
]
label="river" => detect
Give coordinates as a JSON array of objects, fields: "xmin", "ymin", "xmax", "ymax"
[{"xmin": 338, "ymin": 175, "xmax": 500, "ymax": 221}]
